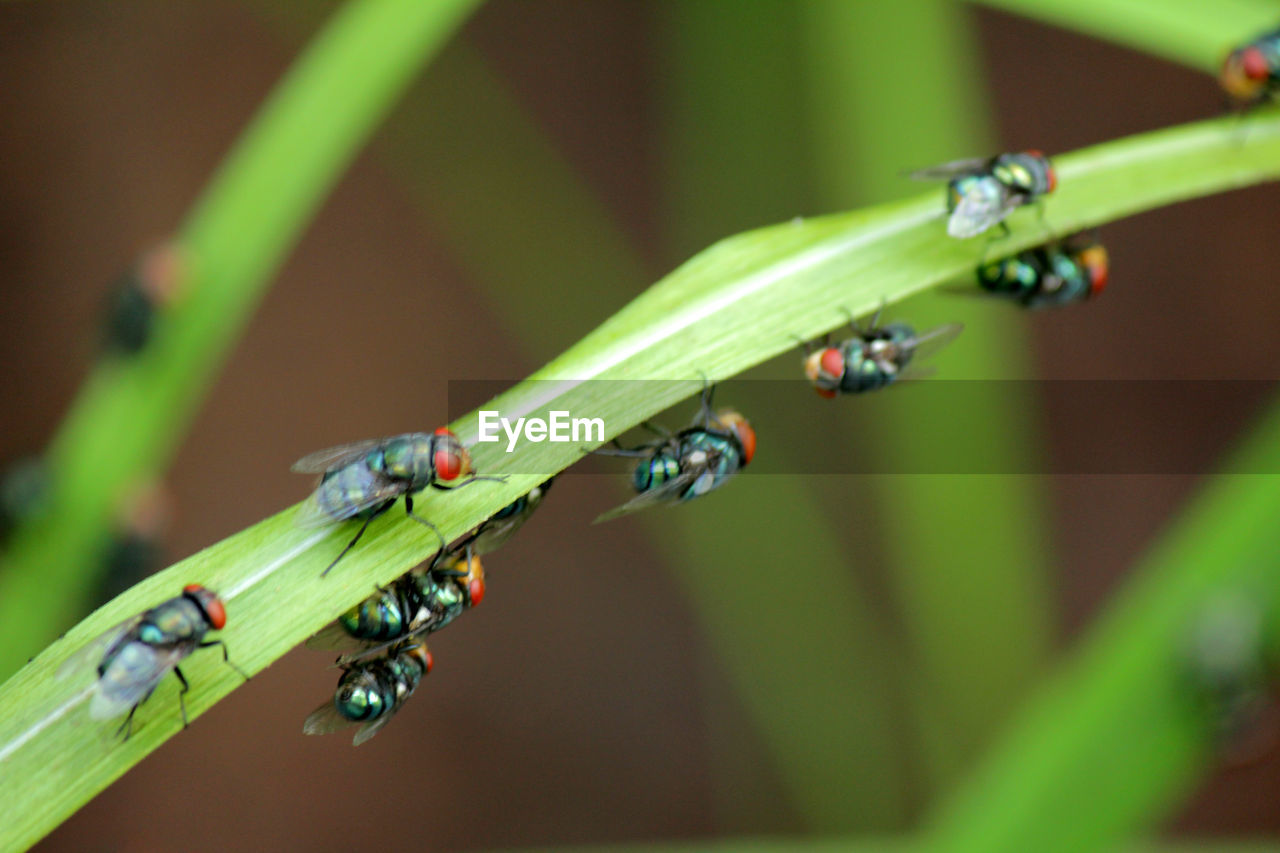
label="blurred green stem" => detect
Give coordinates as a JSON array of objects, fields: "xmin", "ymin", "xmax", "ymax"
[
  {"xmin": 4, "ymin": 109, "xmax": 1280, "ymax": 851},
  {"xmin": 0, "ymin": 0, "xmax": 482, "ymax": 678},
  {"xmin": 799, "ymin": 0, "xmax": 1054, "ymax": 793},
  {"xmin": 977, "ymin": 0, "xmax": 1280, "ymax": 70},
  {"xmin": 926, "ymin": 407, "xmax": 1280, "ymax": 848},
  {"xmin": 654, "ymin": 0, "xmax": 911, "ymax": 828}
]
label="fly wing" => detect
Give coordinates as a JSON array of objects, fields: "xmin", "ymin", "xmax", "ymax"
[
  {"xmin": 88, "ymin": 641, "xmax": 186, "ymax": 720},
  {"xmin": 592, "ymin": 468, "xmax": 706, "ymax": 524},
  {"xmin": 302, "ymin": 696, "xmax": 401, "ymax": 746},
  {"xmin": 948, "ymin": 193, "xmax": 1012, "ymax": 238},
  {"xmin": 908, "ymin": 158, "xmax": 989, "ymax": 180},
  {"xmin": 293, "ymin": 476, "xmax": 405, "ymax": 528},
  {"xmin": 350, "ymin": 712, "xmax": 396, "ymax": 746},
  {"xmin": 290, "ymin": 438, "xmax": 393, "ymax": 474},
  {"xmin": 55, "ymin": 616, "xmax": 141, "ymax": 683},
  {"xmin": 305, "ymin": 621, "xmax": 370, "ymax": 654},
  {"xmin": 904, "ymin": 323, "xmax": 964, "ymax": 362},
  {"xmin": 302, "ymin": 699, "xmax": 356, "ymax": 736}
]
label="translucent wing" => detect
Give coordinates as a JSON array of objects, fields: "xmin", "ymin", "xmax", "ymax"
[
  {"xmin": 333, "ymin": 614, "xmax": 450, "ymax": 668},
  {"xmin": 903, "ymin": 323, "xmax": 964, "ymax": 362},
  {"xmin": 908, "ymin": 158, "xmax": 989, "ymax": 180},
  {"xmin": 302, "ymin": 700, "xmax": 358, "ymax": 736},
  {"xmin": 88, "ymin": 641, "xmax": 188, "ymax": 720},
  {"xmin": 948, "ymin": 192, "xmax": 1012, "ymax": 238},
  {"xmin": 304, "ymin": 621, "xmax": 368, "ymax": 654},
  {"xmin": 55, "ymin": 616, "xmax": 141, "ymax": 684},
  {"xmin": 290, "ymin": 438, "xmax": 393, "ymax": 474},
  {"xmin": 593, "ymin": 468, "xmax": 714, "ymax": 524},
  {"xmin": 293, "ymin": 477, "xmax": 405, "ymax": 528},
  {"xmin": 351, "ymin": 713, "xmax": 396, "ymax": 746}
]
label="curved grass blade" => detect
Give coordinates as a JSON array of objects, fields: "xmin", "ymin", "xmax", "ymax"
[
  {"xmin": 2, "ymin": 111, "xmax": 1280, "ymax": 850},
  {"xmin": 0, "ymin": 0, "xmax": 484, "ymax": 678}
]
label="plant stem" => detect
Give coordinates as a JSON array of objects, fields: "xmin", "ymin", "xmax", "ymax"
[
  {"xmin": 653, "ymin": 0, "xmax": 910, "ymax": 828},
  {"xmin": 924, "ymin": 397, "xmax": 1280, "ymax": 850},
  {"xmin": 3, "ymin": 111, "xmax": 1279, "ymax": 850},
  {"xmin": 977, "ymin": 0, "xmax": 1280, "ymax": 71},
  {"xmin": 799, "ymin": 0, "xmax": 1056, "ymax": 793}
]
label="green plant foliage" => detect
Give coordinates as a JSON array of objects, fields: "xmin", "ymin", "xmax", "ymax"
[
  {"xmin": 3, "ymin": 110, "xmax": 1280, "ymax": 850},
  {"xmin": 978, "ymin": 0, "xmax": 1280, "ymax": 70},
  {"xmin": 0, "ymin": 0, "xmax": 483, "ymax": 678},
  {"xmin": 925, "ymin": 400, "xmax": 1280, "ymax": 850}
]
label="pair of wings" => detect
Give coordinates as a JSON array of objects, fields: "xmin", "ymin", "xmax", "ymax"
[
  {"xmin": 304, "ymin": 616, "xmax": 444, "ymax": 668},
  {"xmin": 305, "ymin": 546, "xmax": 479, "ymax": 664},
  {"xmin": 56, "ymin": 617, "xmax": 188, "ymax": 721},
  {"xmin": 302, "ymin": 661, "xmax": 420, "ymax": 746},
  {"xmin": 303, "ymin": 697, "xmax": 401, "ymax": 747},
  {"xmin": 910, "ymin": 158, "xmax": 1018, "ymax": 239},
  {"xmin": 292, "ymin": 437, "xmax": 407, "ymax": 527},
  {"xmin": 878, "ymin": 322, "xmax": 965, "ymax": 367}
]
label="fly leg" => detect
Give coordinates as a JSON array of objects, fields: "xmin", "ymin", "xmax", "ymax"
[
  {"xmin": 590, "ymin": 442, "xmax": 658, "ymax": 458},
  {"xmin": 401, "ymin": 494, "xmax": 448, "ymax": 555},
  {"xmin": 321, "ymin": 509, "xmax": 384, "ymax": 577},
  {"xmin": 115, "ymin": 700, "xmax": 143, "ymax": 741},
  {"xmin": 172, "ymin": 665, "xmax": 190, "ymax": 729},
  {"xmin": 431, "ymin": 474, "xmax": 509, "ymax": 491},
  {"xmin": 431, "ymin": 541, "xmax": 472, "ymax": 579},
  {"xmin": 695, "ymin": 374, "xmax": 716, "ymax": 426},
  {"xmin": 199, "ymin": 639, "xmax": 250, "ymax": 681},
  {"xmin": 639, "ymin": 421, "xmax": 672, "ymax": 439}
]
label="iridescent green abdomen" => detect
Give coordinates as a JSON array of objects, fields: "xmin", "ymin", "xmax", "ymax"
[
  {"xmin": 978, "ymin": 246, "xmax": 1093, "ymax": 308},
  {"xmin": 332, "ymin": 645, "xmax": 429, "ymax": 722},
  {"xmin": 338, "ymin": 587, "xmax": 410, "ymax": 641},
  {"xmin": 633, "ymin": 452, "xmax": 681, "ymax": 493}
]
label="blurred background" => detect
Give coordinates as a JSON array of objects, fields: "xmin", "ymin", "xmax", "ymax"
[{"xmin": 1, "ymin": 1, "xmax": 1278, "ymax": 849}]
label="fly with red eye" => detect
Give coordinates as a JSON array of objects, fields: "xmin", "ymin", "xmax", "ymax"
[
  {"xmin": 801, "ymin": 309, "xmax": 963, "ymax": 396},
  {"xmin": 1221, "ymin": 27, "xmax": 1280, "ymax": 107},
  {"xmin": 292, "ymin": 429, "xmax": 507, "ymax": 576},
  {"xmin": 911, "ymin": 150, "xmax": 1056, "ymax": 239},
  {"xmin": 56, "ymin": 584, "xmax": 248, "ymax": 740},
  {"xmin": 593, "ymin": 382, "xmax": 756, "ymax": 523},
  {"xmin": 976, "ymin": 233, "xmax": 1110, "ymax": 309}
]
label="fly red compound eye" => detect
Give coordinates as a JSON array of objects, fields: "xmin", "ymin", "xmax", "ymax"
[
  {"xmin": 468, "ymin": 576, "xmax": 486, "ymax": 606},
  {"xmin": 433, "ymin": 446, "xmax": 466, "ymax": 482},
  {"xmin": 820, "ymin": 348, "xmax": 845, "ymax": 380},
  {"xmin": 1243, "ymin": 47, "xmax": 1270, "ymax": 80},
  {"xmin": 203, "ymin": 597, "xmax": 227, "ymax": 630},
  {"xmin": 183, "ymin": 584, "xmax": 227, "ymax": 629},
  {"xmin": 1045, "ymin": 164, "xmax": 1058, "ymax": 193}
]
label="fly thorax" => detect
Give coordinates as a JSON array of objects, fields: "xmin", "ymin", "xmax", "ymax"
[
  {"xmin": 380, "ymin": 436, "xmax": 428, "ymax": 484},
  {"xmin": 147, "ymin": 597, "xmax": 202, "ymax": 641},
  {"xmin": 340, "ymin": 589, "xmax": 405, "ymax": 639}
]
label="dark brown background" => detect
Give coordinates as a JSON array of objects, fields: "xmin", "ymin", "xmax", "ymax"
[{"xmin": 0, "ymin": 2, "xmax": 1276, "ymax": 849}]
